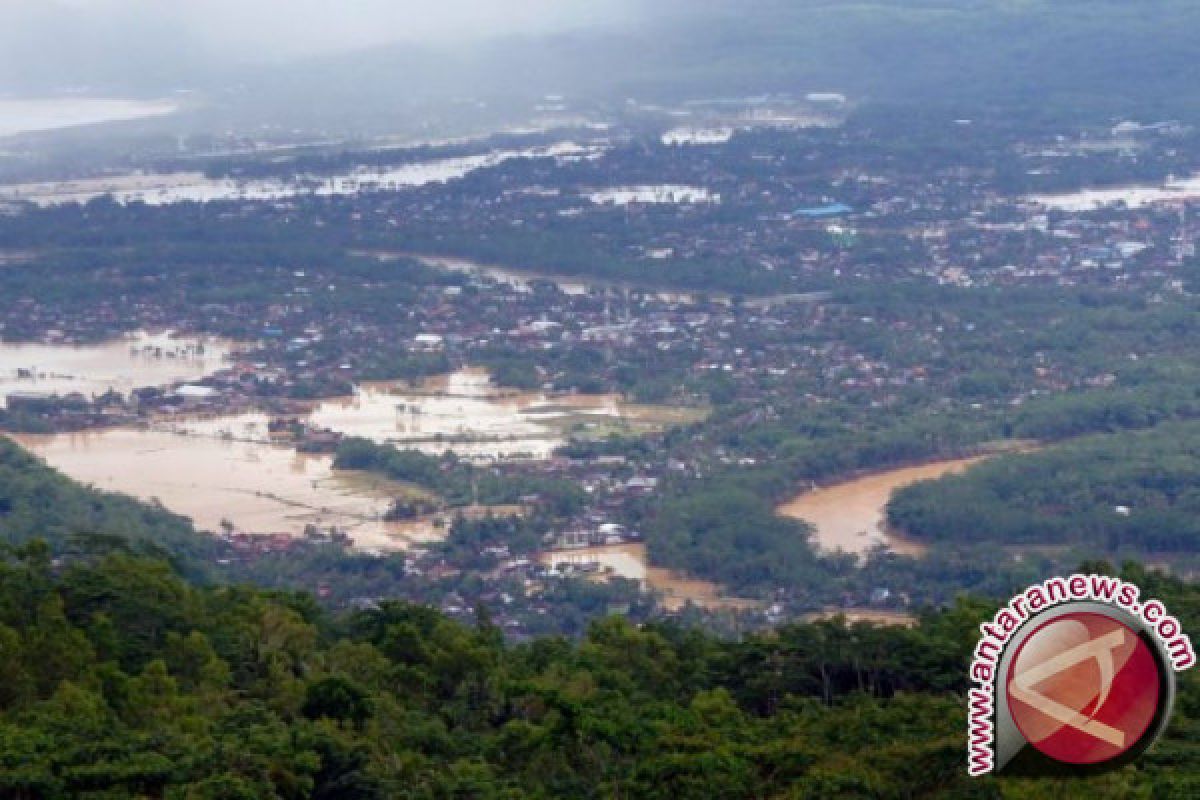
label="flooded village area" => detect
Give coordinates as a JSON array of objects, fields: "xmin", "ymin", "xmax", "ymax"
[
  {"xmin": 0, "ymin": 241, "xmax": 977, "ymax": 624},
  {"xmin": 0, "ymin": 249, "xmax": 762, "ymax": 617},
  {"xmin": 0, "ymin": 327, "xmax": 689, "ymax": 548},
  {"xmin": 7, "ymin": 109, "xmax": 1194, "ymax": 630}
]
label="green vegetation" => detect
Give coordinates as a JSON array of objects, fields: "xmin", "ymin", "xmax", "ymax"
[
  {"xmin": 636, "ymin": 283, "xmax": 1200, "ymax": 595},
  {"xmin": 890, "ymin": 421, "xmax": 1200, "ymax": 556},
  {"xmin": 1011, "ymin": 377, "xmax": 1200, "ymax": 440},
  {"xmin": 1, "ymin": 544, "xmax": 1198, "ymax": 798},
  {"xmin": 332, "ymin": 438, "xmax": 585, "ymax": 517},
  {"xmin": 646, "ymin": 369, "xmax": 1200, "ymax": 595},
  {"xmin": 648, "ymin": 486, "xmax": 826, "ymax": 594}
]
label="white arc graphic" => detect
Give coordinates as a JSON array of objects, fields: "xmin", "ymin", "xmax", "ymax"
[{"xmin": 1008, "ymin": 628, "xmax": 1127, "ymax": 748}]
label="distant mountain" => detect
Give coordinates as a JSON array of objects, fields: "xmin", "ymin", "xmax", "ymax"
[
  {"xmin": 6, "ymin": 1, "xmax": 1199, "ymax": 135},
  {"xmin": 243, "ymin": 0, "xmax": 1200, "ymax": 129}
]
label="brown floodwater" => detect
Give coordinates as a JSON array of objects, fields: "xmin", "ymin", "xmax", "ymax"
[
  {"xmin": 302, "ymin": 369, "xmax": 692, "ymax": 461},
  {"xmin": 8, "ymin": 428, "xmax": 439, "ymax": 552},
  {"xmin": 310, "ymin": 370, "xmax": 564, "ymax": 460},
  {"xmin": 538, "ymin": 543, "xmax": 756, "ymax": 612},
  {"xmin": 158, "ymin": 368, "xmax": 644, "ymax": 461},
  {"xmin": 0, "ymin": 330, "xmax": 235, "ymax": 408},
  {"xmin": 3, "ymin": 352, "xmax": 691, "ymax": 554},
  {"xmin": 776, "ymin": 457, "xmax": 987, "ymax": 557}
]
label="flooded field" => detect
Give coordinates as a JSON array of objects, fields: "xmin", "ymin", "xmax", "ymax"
[
  {"xmin": 0, "ymin": 331, "xmax": 235, "ymax": 408},
  {"xmin": 777, "ymin": 457, "xmax": 987, "ymax": 557},
  {"xmin": 414, "ymin": 255, "xmax": 593, "ymax": 296},
  {"xmin": 538, "ymin": 543, "xmax": 756, "ymax": 612},
  {"xmin": 8, "ymin": 427, "xmax": 429, "ymax": 551},
  {"xmin": 162, "ymin": 368, "xmax": 697, "ymax": 461},
  {"xmin": 2, "ymin": 356, "xmax": 692, "ymax": 548},
  {"xmin": 312, "ymin": 371, "xmax": 565, "ymax": 459},
  {"xmin": 0, "ymin": 142, "xmax": 605, "ymax": 207},
  {"xmin": 11, "ymin": 424, "xmax": 529, "ymax": 552},
  {"xmin": 1031, "ymin": 174, "xmax": 1200, "ymax": 211},
  {"xmin": 0, "ymin": 334, "xmax": 694, "ymax": 551},
  {"xmin": 661, "ymin": 127, "xmax": 735, "ymax": 146},
  {"xmin": 408, "ymin": 255, "xmax": 829, "ymax": 310}
]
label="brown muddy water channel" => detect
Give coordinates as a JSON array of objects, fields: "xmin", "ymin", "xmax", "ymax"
[
  {"xmin": 776, "ymin": 457, "xmax": 988, "ymax": 557},
  {"xmin": 538, "ymin": 457, "xmax": 987, "ymax": 614}
]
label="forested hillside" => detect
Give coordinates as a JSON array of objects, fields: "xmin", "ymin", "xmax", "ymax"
[
  {"xmin": 636, "ymin": 0, "xmax": 1200, "ymax": 116},
  {"xmin": 889, "ymin": 421, "xmax": 1200, "ymax": 557},
  {"xmin": 288, "ymin": 0, "xmax": 1200, "ymax": 126},
  {"xmin": 0, "ymin": 545, "xmax": 1198, "ymax": 798}
]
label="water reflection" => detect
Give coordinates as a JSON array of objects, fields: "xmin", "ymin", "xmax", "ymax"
[
  {"xmin": 161, "ymin": 369, "xmax": 651, "ymax": 461},
  {"xmin": 1, "ymin": 142, "xmax": 605, "ymax": 207},
  {"xmin": 0, "ymin": 331, "xmax": 234, "ymax": 408}
]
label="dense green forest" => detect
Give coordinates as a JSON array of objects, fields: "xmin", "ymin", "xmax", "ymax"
[
  {"xmin": 0, "ymin": 543, "xmax": 1198, "ymax": 798},
  {"xmin": 639, "ymin": 373, "xmax": 1200, "ymax": 597},
  {"xmin": 889, "ymin": 421, "xmax": 1200, "ymax": 558}
]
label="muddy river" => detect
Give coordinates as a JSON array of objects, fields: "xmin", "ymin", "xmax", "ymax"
[
  {"xmin": 539, "ymin": 457, "xmax": 990, "ymax": 613},
  {"xmin": 777, "ymin": 457, "xmax": 987, "ymax": 557}
]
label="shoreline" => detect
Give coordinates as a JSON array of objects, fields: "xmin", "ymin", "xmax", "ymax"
[{"xmin": 776, "ymin": 445, "xmax": 1039, "ymax": 557}]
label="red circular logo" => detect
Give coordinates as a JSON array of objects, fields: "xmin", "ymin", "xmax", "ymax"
[{"xmin": 1006, "ymin": 612, "xmax": 1161, "ymax": 765}]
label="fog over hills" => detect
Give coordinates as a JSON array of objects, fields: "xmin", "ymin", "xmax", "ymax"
[
  {"xmin": 4, "ymin": 1, "xmax": 1200, "ymax": 136},
  {"xmin": 0, "ymin": 0, "xmax": 641, "ymax": 92},
  {"xmin": 254, "ymin": 0, "xmax": 1200, "ymax": 130}
]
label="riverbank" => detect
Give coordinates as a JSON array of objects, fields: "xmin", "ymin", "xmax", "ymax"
[
  {"xmin": 777, "ymin": 456, "xmax": 988, "ymax": 557},
  {"xmin": 777, "ymin": 441, "xmax": 1041, "ymax": 557}
]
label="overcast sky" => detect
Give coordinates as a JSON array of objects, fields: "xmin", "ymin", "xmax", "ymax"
[
  {"xmin": 0, "ymin": 0, "xmax": 652, "ymax": 93},
  {"xmin": 7, "ymin": 0, "xmax": 643, "ymax": 63}
]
